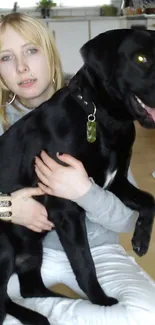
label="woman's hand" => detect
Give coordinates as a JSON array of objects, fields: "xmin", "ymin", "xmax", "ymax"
[
  {"xmin": 11, "ymin": 187, "xmax": 54, "ymax": 232},
  {"xmin": 35, "ymin": 151, "xmax": 92, "ymax": 201}
]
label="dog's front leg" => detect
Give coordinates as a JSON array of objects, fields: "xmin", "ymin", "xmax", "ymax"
[
  {"xmin": 109, "ymin": 176, "xmax": 155, "ymax": 256},
  {"xmin": 51, "ymin": 202, "xmax": 118, "ymax": 306}
]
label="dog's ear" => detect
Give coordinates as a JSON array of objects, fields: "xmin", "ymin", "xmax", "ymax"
[{"xmin": 80, "ymin": 29, "xmax": 132, "ymax": 82}]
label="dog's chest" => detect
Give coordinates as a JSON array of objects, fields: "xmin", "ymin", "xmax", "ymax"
[
  {"xmin": 103, "ymin": 169, "xmax": 117, "ymax": 189},
  {"xmin": 84, "ymin": 146, "xmax": 118, "ymax": 189}
]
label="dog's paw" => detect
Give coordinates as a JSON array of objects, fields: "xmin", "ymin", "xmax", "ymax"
[
  {"xmin": 92, "ymin": 293, "xmax": 118, "ymax": 306},
  {"xmin": 132, "ymin": 227, "xmax": 150, "ymax": 256},
  {"xmin": 105, "ymin": 297, "xmax": 118, "ymax": 306},
  {"xmin": 99, "ymin": 296, "xmax": 118, "ymax": 307},
  {"xmin": 30, "ymin": 312, "xmax": 50, "ymax": 325}
]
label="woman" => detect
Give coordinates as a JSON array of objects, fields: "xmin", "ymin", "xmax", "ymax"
[{"xmin": 0, "ymin": 12, "xmax": 155, "ymax": 325}]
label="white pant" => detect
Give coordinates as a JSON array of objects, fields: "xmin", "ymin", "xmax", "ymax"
[{"xmin": 5, "ymin": 244, "xmax": 155, "ymax": 325}]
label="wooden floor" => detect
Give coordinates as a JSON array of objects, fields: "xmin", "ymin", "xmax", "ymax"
[{"xmin": 53, "ymin": 122, "xmax": 155, "ymax": 297}]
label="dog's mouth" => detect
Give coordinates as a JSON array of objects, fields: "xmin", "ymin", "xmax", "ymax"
[{"xmin": 135, "ymin": 95, "xmax": 155, "ymax": 122}]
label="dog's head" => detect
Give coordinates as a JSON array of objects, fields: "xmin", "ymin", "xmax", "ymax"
[{"xmin": 80, "ymin": 29, "xmax": 155, "ymax": 128}]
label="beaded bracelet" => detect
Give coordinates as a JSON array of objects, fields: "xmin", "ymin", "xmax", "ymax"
[{"xmin": 0, "ymin": 193, "xmax": 12, "ymax": 222}]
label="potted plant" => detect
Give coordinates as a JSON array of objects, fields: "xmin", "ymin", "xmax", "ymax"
[
  {"xmin": 37, "ymin": 0, "xmax": 57, "ymax": 19},
  {"xmin": 100, "ymin": 4, "xmax": 118, "ymax": 16}
]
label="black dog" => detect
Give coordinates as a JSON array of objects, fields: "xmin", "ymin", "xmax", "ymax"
[{"xmin": 0, "ymin": 28, "xmax": 155, "ymax": 325}]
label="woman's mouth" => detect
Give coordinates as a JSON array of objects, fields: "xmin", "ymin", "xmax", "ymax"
[{"xmin": 18, "ymin": 78, "xmax": 37, "ymax": 88}]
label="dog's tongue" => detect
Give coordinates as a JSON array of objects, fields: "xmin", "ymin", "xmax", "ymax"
[{"xmin": 145, "ymin": 106, "xmax": 155, "ymax": 122}]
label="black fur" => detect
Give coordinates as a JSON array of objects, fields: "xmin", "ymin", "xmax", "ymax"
[{"xmin": 0, "ymin": 28, "xmax": 155, "ymax": 324}]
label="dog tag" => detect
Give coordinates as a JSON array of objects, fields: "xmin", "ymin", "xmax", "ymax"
[
  {"xmin": 87, "ymin": 102, "xmax": 97, "ymax": 143},
  {"xmin": 87, "ymin": 118, "xmax": 96, "ymax": 143}
]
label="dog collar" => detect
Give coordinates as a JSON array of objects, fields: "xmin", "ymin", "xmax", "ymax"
[{"xmin": 68, "ymin": 84, "xmax": 97, "ymax": 143}]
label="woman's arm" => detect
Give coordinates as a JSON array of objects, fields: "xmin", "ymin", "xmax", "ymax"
[
  {"xmin": 0, "ymin": 109, "xmax": 54, "ymax": 232},
  {"xmin": 0, "ymin": 187, "xmax": 54, "ymax": 232},
  {"xmin": 74, "ymin": 181, "xmax": 138, "ymax": 233},
  {"xmin": 35, "ymin": 151, "xmax": 138, "ymax": 233}
]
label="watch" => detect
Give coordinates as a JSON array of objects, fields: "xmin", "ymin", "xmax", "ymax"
[{"xmin": 0, "ymin": 193, "xmax": 12, "ymax": 222}]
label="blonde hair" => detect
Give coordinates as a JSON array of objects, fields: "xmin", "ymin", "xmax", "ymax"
[{"xmin": 0, "ymin": 12, "xmax": 64, "ymax": 129}]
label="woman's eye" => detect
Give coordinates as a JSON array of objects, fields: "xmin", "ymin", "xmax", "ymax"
[
  {"xmin": 1, "ymin": 55, "xmax": 12, "ymax": 61},
  {"xmin": 27, "ymin": 48, "xmax": 38, "ymax": 55}
]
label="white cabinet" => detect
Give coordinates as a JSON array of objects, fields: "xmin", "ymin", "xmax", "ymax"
[
  {"xmin": 47, "ymin": 18, "xmax": 123, "ymax": 74},
  {"xmin": 48, "ymin": 21, "xmax": 89, "ymax": 74},
  {"xmin": 90, "ymin": 19, "xmax": 122, "ymax": 38},
  {"xmin": 147, "ymin": 18, "xmax": 155, "ymax": 30}
]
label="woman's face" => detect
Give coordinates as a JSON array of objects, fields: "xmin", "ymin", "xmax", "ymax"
[{"xmin": 0, "ymin": 26, "xmax": 53, "ymax": 107}]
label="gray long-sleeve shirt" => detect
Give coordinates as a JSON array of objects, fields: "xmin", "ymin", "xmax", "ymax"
[{"xmin": 0, "ymin": 102, "xmax": 138, "ymax": 251}]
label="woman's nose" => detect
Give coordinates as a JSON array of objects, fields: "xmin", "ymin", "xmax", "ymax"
[{"xmin": 16, "ymin": 57, "xmax": 29, "ymax": 74}]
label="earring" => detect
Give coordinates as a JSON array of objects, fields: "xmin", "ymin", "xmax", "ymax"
[
  {"xmin": 52, "ymin": 78, "xmax": 55, "ymax": 84},
  {"xmin": 7, "ymin": 93, "xmax": 16, "ymax": 105}
]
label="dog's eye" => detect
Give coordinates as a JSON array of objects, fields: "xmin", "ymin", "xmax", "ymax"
[{"xmin": 136, "ymin": 55, "xmax": 148, "ymax": 64}]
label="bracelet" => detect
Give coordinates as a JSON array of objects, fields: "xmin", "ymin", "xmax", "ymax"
[{"xmin": 0, "ymin": 193, "xmax": 12, "ymax": 222}]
